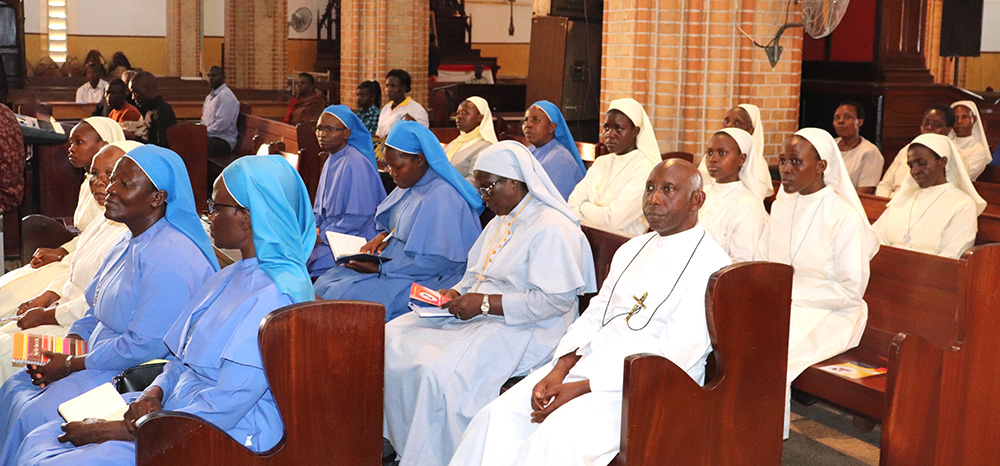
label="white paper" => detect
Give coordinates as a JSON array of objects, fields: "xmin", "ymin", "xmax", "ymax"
[
  {"xmin": 408, "ymin": 302, "xmax": 454, "ymax": 318},
  {"xmin": 58, "ymin": 383, "xmax": 128, "ymax": 423}
]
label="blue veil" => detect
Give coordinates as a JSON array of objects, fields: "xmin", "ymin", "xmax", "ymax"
[
  {"xmin": 222, "ymin": 155, "xmax": 317, "ymax": 303},
  {"xmin": 322, "ymin": 104, "xmax": 378, "ymax": 168},
  {"xmin": 124, "ymin": 145, "xmax": 220, "ymax": 271},
  {"xmin": 531, "ymin": 100, "xmax": 586, "ymax": 174},
  {"xmin": 385, "ymin": 120, "xmax": 484, "ymax": 213}
]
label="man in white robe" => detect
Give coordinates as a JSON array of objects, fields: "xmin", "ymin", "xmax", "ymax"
[
  {"xmin": 568, "ymin": 98, "xmax": 659, "ymax": 235},
  {"xmin": 755, "ymin": 128, "xmax": 879, "ymax": 437},
  {"xmin": 383, "ymin": 141, "xmax": 596, "ymax": 466},
  {"xmin": 873, "ymin": 134, "xmax": 985, "ymax": 258},
  {"xmin": 0, "ymin": 143, "xmax": 135, "ymax": 381},
  {"xmin": 698, "ymin": 127, "xmax": 768, "ymax": 262},
  {"xmin": 449, "ymin": 159, "xmax": 731, "ymax": 466},
  {"xmin": 949, "ymin": 100, "xmax": 991, "ymax": 181},
  {"xmin": 876, "ymin": 105, "xmax": 954, "ymax": 198}
]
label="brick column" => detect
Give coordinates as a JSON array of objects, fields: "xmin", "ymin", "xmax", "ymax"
[
  {"xmin": 166, "ymin": 0, "xmax": 203, "ymax": 76},
  {"xmin": 340, "ymin": 0, "xmax": 429, "ymax": 108},
  {"xmin": 224, "ymin": 0, "xmax": 287, "ymax": 89},
  {"xmin": 601, "ymin": 0, "xmax": 802, "ymax": 161}
]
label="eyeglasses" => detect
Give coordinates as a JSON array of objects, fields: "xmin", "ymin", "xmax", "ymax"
[
  {"xmin": 920, "ymin": 118, "xmax": 946, "ymax": 129},
  {"xmin": 315, "ymin": 126, "xmax": 349, "ymax": 134},
  {"xmin": 477, "ymin": 180, "xmax": 501, "ymax": 198},
  {"xmin": 206, "ymin": 199, "xmax": 246, "ymax": 216}
]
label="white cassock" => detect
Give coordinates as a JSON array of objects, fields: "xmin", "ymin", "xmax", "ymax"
[
  {"xmin": 951, "ymin": 135, "xmax": 990, "ymax": 181},
  {"xmin": 450, "ymin": 226, "xmax": 731, "ymax": 466},
  {"xmin": 756, "ymin": 186, "xmax": 871, "ymax": 383},
  {"xmin": 699, "ymin": 181, "xmax": 768, "ymax": 262},
  {"xmin": 567, "ymin": 150, "xmax": 656, "ymax": 236},
  {"xmin": 836, "ymin": 137, "xmax": 884, "ymax": 189},
  {"xmin": 0, "ymin": 179, "xmax": 103, "ymax": 315},
  {"xmin": 872, "ymin": 184, "xmax": 977, "ymax": 259},
  {"xmin": 0, "ymin": 217, "xmax": 128, "ymax": 381},
  {"xmin": 376, "ymin": 98, "xmax": 430, "ymax": 138},
  {"xmin": 384, "ymin": 196, "xmax": 594, "ymax": 466}
]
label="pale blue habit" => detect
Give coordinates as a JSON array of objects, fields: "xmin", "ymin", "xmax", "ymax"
[
  {"xmin": 313, "ymin": 121, "xmax": 482, "ymax": 321},
  {"xmin": 529, "ymin": 139, "xmax": 584, "ymax": 200},
  {"xmin": 9, "ymin": 155, "xmax": 316, "ymax": 465},
  {"xmin": 307, "ymin": 105, "xmax": 386, "ymax": 277},
  {"xmin": 0, "ymin": 146, "xmax": 218, "ymax": 464}
]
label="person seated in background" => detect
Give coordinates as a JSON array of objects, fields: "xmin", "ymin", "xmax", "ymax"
[
  {"xmin": 0, "ymin": 117, "xmax": 124, "ymax": 316},
  {"xmin": 106, "ymin": 51, "xmax": 132, "ymax": 81},
  {"xmin": 756, "ymin": 128, "xmax": 878, "ymax": 438},
  {"xmin": 568, "ymin": 98, "xmax": 659, "ymax": 236},
  {"xmin": 82, "ymin": 50, "xmax": 106, "ymax": 74},
  {"xmin": 104, "ymin": 79, "xmax": 141, "ymax": 125},
  {"xmin": 201, "ymin": 66, "xmax": 240, "ymax": 158},
  {"xmin": 721, "ymin": 104, "xmax": 774, "ymax": 197},
  {"xmin": 873, "ymin": 133, "xmax": 985, "ymax": 258},
  {"xmin": 466, "ymin": 63, "xmax": 491, "ymax": 84},
  {"xmin": 450, "ymin": 159, "xmax": 731, "ymax": 466},
  {"xmin": 0, "ymin": 143, "xmax": 136, "ymax": 383},
  {"xmin": 698, "ymin": 128, "xmax": 768, "ymax": 262},
  {"xmin": 354, "ymin": 80, "xmax": 382, "ymax": 136},
  {"xmin": 950, "ymin": 101, "xmax": 990, "ymax": 180},
  {"xmin": 314, "ymin": 121, "xmax": 482, "ymax": 322},
  {"xmin": 120, "ymin": 70, "xmax": 139, "ymax": 108},
  {"xmin": 283, "ymin": 72, "xmax": 327, "ymax": 126},
  {"xmin": 384, "ymin": 141, "xmax": 596, "ymax": 466},
  {"xmin": 377, "ymin": 69, "xmax": 430, "ymax": 141},
  {"xmin": 128, "ymin": 71, "xmax": 176, "ymax": 147},
  {"xmin": 307, "ymin": 105, "xmax": 386, "ymax": 278},
  {"xmin": 877, "ymin": 104, "xmax": 954, "ymax": 198},
  {"xmin": 447, "ymin": 96, "xmax": 498, "ymax": 183},
  {"xmin": 0, "ymin": 145, "xmax": 219, "ymax": 463},
  {"xmin": 522, "ymin": 101, "xmax": 586, "ymax": 200},
  {"xmin": 75, "ymin": 64, "xmax": 108, "ymax": 104},
  {"xmin": 9, "ymin": 155, "xmax": 316, "ymax": 465},
  {"xmin": 833, "ymin": 101, "xmax": 883, "ymax": 194}
]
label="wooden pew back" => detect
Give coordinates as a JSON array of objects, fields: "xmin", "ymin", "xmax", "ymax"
[
  {"xmin": 135, "ymin": 300, "xmax": 385, "ymax": 465},
  {"xmin": 612, "ymin": 262, "xmax": 793, "ymax": 466},
  {"xmin": 166, "ymin": 124, "xmax": 209, "ymax": 212},
  {"xmin": 972, "ymin": 181, "xmax": 1000, "ymax": 216},
  {"xmin": 857, "ymin": 193, "xmax": 1000, "ymax": 246}
]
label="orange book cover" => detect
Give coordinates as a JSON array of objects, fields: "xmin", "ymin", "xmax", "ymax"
[{"xmin": 11, "ymin": 333, "xmax": 88, "ymax": 367}]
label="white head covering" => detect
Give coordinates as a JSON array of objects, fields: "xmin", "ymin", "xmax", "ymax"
[
  {"xmin": 697, "ymin": 127, "xmax": 765, "ymax": 200},
  {"xmin": 949, "ymin": 101, "xmax": 989, "ymax": 151},
  {"xmin": 473, "ymin": 140, "xmax": 579, "ymax": 224},
  {"xmin": 735, "ymin": 104, "xmax": 775, "ymax": 197},
  {"xmin": 608, "ymin": 98, "xmax": 661, "ymax": 164},
  {"xmin": 445, "ymin": 96, "xmax": 498, "ymax": 161},
  {"xmin": 890, "ymin": 133, "xmax": 986, "ymax": 215},
  {"xmin": 83, "ymin": 116, "xmax": 126, "ymax": 143},
  {"xmin": 793, "ymin": 127, "xmax": 879, "ymax": 258},
  {"xmin": 110, "ymin": 140, "xmax": 143, "ymax": 153}
]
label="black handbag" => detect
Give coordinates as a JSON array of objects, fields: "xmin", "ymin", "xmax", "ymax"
[{"xmin": 112, "ymin": 361, "xmax": 167, "ymax": 394}]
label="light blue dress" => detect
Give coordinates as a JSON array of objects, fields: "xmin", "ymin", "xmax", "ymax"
[
  {"xmin": 530, "ymin": 139, "xmax": 584, "ymax": 200},
  {"xmin": 0, "ymin": 219, "xmax": 215, "ymax": 464}
]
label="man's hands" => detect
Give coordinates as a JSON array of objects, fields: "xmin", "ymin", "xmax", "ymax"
[
  {"xmin": 17, "ymin": 291, "xmax": 60, "ymax": 315},
  {"xmin": 528, "ymin": 352, "xmax": 588, "ymax": 423},
  {"xmin": 17, "ymin": 308, "xmax": 59, "ymax": 330},
  {"xmin": 29, "ymin": 248, "xmax": 68, "ymax": 269},
  {"xmin": 123, "ymin": 386, "xmax": 164, "ymax": 434},
  {"xmin": 58, "ymin": 419, "xmax": 133, "ymax": 446}
]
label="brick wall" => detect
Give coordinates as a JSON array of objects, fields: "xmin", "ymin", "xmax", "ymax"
[
  {"xmin": 166, "ymin": 0, "xmax": 202, "ymax": 77},
  {"xmin": 223, "ymin": 0, "xmax": 287, "ymax": 89},
  {"xmin": 340, "ymin": 0, "xmax": 429, "ymax": 109},
  {"xmin": 600, "ymin": 0, "xmax": 802, "ymax": 161}
]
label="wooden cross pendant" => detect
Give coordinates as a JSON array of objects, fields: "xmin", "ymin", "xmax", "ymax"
[{"xmin": 626, "ymin": 292, "xmax": 648, "ymax": 323}]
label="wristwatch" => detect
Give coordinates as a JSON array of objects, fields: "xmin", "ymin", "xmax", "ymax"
[
  {"xmin": 64, "ymin": 355, "xmax": 74, "ymax": 375},
  {"xmin": 480, "ymin": 295, "xmax": 491, "ymax": 316}
]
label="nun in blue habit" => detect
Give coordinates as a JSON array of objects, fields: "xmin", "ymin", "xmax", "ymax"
[
  {"xmin": 10, "ymin": 155, "xmax": 317, "ymax": 465},
  {"xmin": 307, "ymin": 104, "xmax": 386, "ymax": 278},
  {"xmin": 0, "ymin": 145, "xmax": 219, "ymax": 464},
  {"xmin": 314, "ymin": 121, "xmax": 483, "ymax": 321},
  {"xmin": 523, "ymin": 100, "xmax": 586, "ymax": 199}
]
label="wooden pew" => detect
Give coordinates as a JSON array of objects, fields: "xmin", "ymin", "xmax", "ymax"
[
  {"xmin": 611, "ymin": 262, "xmax": 792, "ymax": 466},
  {"xmin": 166, "ymin": 124, "xmax": 209, "ymax": 212},
  {"xmin": 26, "ymin": 100, "xmax": 290, "ymax": 121},
  {"xmin": 857, "ymin": 193, "xmax": 1000, "ymax": 246},
  {"xmin": 972, "ymin": 181, "xmax": 1000, "ymax": 215},
  {"xmin": 135, "ymin": 300, "xmax": 385, "ymax": 465}
]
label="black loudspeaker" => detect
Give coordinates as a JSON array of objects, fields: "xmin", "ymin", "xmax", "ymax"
[{"xmin": 940, "ymin": 0, "xmax": 984, "ymax": 57}]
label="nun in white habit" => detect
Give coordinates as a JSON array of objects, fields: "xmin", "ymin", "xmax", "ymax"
[
  {"xmin": 446, "ymin": 96, "xmax": 498, "ymax": 183},
  {"xmin": 873, "ymin": 134, "xmax": 984, "ymax": 258},
  {"xmin": 383, "ymin": 141, "xmax": 596, "ymax": 466},
  {"xmin": 698, "ymin": 127, "xmax": 769, "ymax": 262},
  {"xmin": 723, "ymin": 103, "xmax": 775, "ymax": 197},
  {"xmin": 567, "ymin": 98, "xmax": 660, "ymax": 236},
  {"xmin": 755, "ymin": 128, "xmax": 879, "ymax": 437},
  {"xmin": 949, "ymin": 100, "xmax": 991, "ymax": 181}
]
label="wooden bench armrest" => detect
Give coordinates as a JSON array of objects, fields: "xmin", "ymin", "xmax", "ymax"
[
  {"xmin": 20, "ymin": 214, "xmax": 78, "ymax": 259},
  {"xmin": 880, "ymin": 332, "xmax": 946, "ymax": 466},
  {"xmin": 136, "ymin": 410, "xmax": 278, "ymax": 466}
]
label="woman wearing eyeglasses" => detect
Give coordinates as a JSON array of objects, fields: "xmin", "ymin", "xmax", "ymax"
[
  {"xmin": 314, "ymin": 121, "xmax": 483, "ymax": 322},
  {"xmin": 307, "ymin": 105, "xmax": 386, "ymax": 278}
]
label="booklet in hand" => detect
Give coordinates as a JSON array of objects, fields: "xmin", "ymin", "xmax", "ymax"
[
  {"xmin": 11, "ymin": 333, "xmax": 88, "ymax": 367},
  {"xmin": 58, "ymin": 383, "xmax": 129, "ymax": 423},
  {"xmin": 326, "ymin": 231, "xmax": 393, "ymax": 265},
  {"xmin": 408, "ymin": 283, "xmax": 454, "ymax": 318}
]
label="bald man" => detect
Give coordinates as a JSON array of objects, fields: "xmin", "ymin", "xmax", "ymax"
[
  {"xmin": 129, "ymin": 71, "xmax": 176, "ymax": 147},
  {"xmin": 450, "ymin": 160, "xmax": 732, "ymax": 466}
]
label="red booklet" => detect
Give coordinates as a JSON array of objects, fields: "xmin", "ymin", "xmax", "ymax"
[
  {"xmin": 11, "ymin": 333, "xmax": 88, "ymax": 367},
  {"xmin": 408, "ymin": 283, "xmax": 453, "ymax": 317}
]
